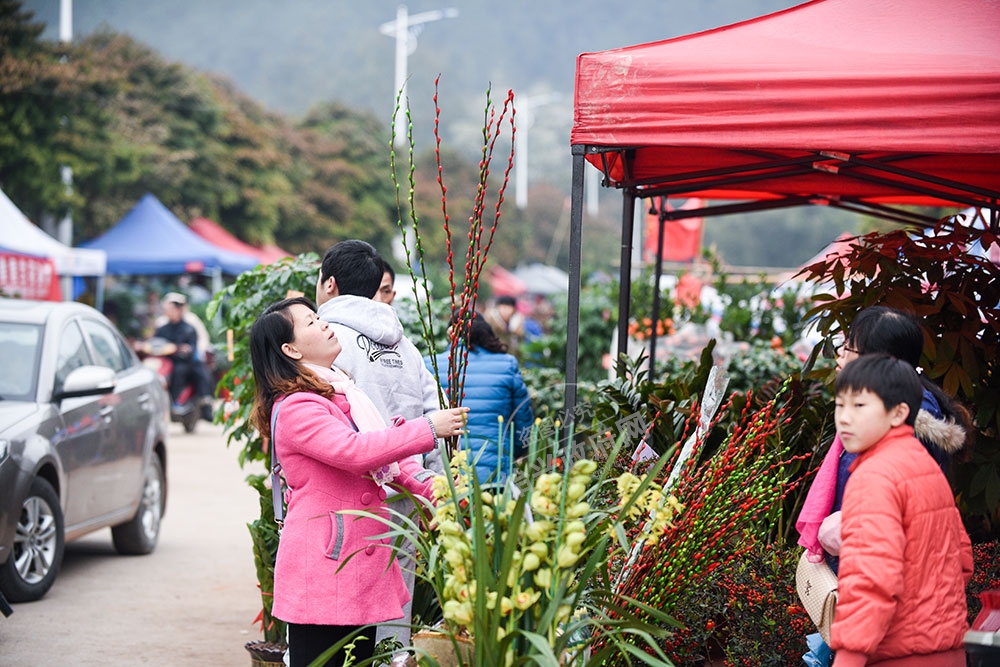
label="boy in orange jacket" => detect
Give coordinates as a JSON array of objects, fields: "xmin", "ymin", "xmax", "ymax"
[{"xmin": 831, "ymin": 354, "xmax": 972, "ymax": 667}]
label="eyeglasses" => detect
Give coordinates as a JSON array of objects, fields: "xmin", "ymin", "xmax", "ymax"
[{"xmin": 820, "ymin": 337, "xmax": 858, "ymax": 360}]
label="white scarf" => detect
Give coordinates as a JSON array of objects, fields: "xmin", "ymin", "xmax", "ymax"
[{"xmin": 305, "ymin": 363, "xmax": 400, "ymax": 487}]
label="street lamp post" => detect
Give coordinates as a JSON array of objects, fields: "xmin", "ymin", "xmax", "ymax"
[
  {"xmin": 379, "ymin": 5, "xmax": 458, "ymax": 149},
  {"xmin": 58, "ymin": 0, "xmax": 75, "ymax": 302},
  {"xmin": 514, "ymin": 92, "xmax": 560, "ymax": 210}
]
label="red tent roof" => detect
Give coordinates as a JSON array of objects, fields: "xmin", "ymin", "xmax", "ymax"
[
  {"xmin": 572, "ymin": 0, "xmax": 1000, "ymax": 209},
  {"xmin": 188, "ymin": 217, "xmax": 290, "ymax": 265},
  {"xmin": 257, "ymin": 243, "xmax": 291, "ymax": 265},
  {"xmin": 485, "ymin": 264, "xmax": 527, "ymax": 298}
]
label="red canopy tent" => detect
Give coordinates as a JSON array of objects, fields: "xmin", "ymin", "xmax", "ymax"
[
  {"xmin": 188, "ymin": 217, "xmax": 291, "ymax": 265},
  {"xmin": 257, "ymin": 243, "xmax": 292, "ymax": 265},
  {"xmin": 485, "ymin": 264, "xmax": 528, "ymax": 298},
  {"xmin": 572, "ymin": 0, "xmax": 1000, "ymax": 210},
  {"xmin": 563, "ymin": 0, "xmax": 1000, "ymax": 414}
]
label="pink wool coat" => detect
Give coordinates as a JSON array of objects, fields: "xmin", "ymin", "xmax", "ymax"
[
  {"xmin": 270, "ymin": 391, "xmax": 436, "ymax": 626},
  {"xmin": 831, "ymin": 425, "xmax": 972, "ymax": 667}
]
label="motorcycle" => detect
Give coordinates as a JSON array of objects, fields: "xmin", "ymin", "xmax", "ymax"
[{"xmin": 135, "ymin": 337, "xmax": 214, "ymax": 433}]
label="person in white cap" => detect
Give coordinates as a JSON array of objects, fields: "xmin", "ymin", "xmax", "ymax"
[{"xmin": 153, "ymin": 292, "xmax": 214, "ymax": 419}]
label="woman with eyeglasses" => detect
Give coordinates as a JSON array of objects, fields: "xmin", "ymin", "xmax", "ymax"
[{"xmin": 794, "ymin": 306, "xmax": 972, "ymax": 665}]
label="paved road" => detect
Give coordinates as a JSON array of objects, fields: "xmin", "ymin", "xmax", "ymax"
[{"xmin": 0, "ymin": 420, "xmax": 267, "ymax": 666}]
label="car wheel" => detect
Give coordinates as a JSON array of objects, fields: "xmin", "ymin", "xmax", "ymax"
[
  {"xmin": 0, "ymin": 477, "xmax": 65, "ymax": 603},
  {"xmin": 112, "ymin": 455, "xmax": 164, "ymax": 555}
]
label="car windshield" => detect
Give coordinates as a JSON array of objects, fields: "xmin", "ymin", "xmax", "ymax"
[{"xmin": 0, "ymin": 321, "xmax": 42, "ymax": 401}]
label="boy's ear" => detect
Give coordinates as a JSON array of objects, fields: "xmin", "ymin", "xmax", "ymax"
[
  {"xmin": 319, "ymin": 274, "xmax": 339, "ymax": 299},
  {"xmin": 889, "ymin": 402, "xmax": 910, "ymax": 427}
]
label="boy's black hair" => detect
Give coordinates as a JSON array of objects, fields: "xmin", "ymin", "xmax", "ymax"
[
  {"xmin": 381, "ymin": 258, "xmax": 395, "ymax": 282},
  {"xmin": 319, "ymin": 240, "xmax": 382, "ymax": 298},
  {"xmin": 835, "ymin": 353, "xmax": 922, "ymax": 426}
]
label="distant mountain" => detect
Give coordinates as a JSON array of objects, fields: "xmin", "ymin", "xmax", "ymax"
[
  {"xmin": 22, "ymin": 0, "xmax": 863, "ymax": 268},
  {"xmin": 26, "ymin": 1, "xmax": 799, "ymax": 115},
  {"xmin": 24, "ymin": 0, "xmax": 800, "ymax": 187}
]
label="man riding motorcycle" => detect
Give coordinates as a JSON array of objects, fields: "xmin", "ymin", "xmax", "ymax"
[{"xmin": 152, "ymin": 292, "xmax": 214, "ymax": 421}]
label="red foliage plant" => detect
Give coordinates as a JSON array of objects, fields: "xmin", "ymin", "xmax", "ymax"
[{"xmin": 603, "ymin": 381, "xmax": 810, "ymax": 663}]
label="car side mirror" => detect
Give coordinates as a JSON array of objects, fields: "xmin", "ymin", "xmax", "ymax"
[{"xmin": 54, "ymin": 366, "xmax": 116, "ymax": 401}]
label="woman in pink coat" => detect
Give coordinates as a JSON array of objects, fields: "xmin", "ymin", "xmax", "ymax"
[{"xmin": 249, "ymin": 296, "xmax": 468, "ymax": 666}]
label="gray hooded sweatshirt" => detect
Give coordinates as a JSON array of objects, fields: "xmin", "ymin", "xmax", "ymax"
[{"xmin": 316, "ymin": 294, "xmax": 444, "ymax": 468}]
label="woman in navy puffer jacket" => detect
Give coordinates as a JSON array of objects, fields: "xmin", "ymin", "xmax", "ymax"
[{"xmin": 426, "ymin": 312, "xmax": 534, "ymax": 484}]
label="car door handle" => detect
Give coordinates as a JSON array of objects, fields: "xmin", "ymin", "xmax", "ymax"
[{"xmin": 99, "ymin": 405, "xmax": 114, "ymax": 423}]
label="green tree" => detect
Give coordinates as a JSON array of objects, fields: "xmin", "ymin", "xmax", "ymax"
[
  {"xmin": 0, "ymin": 0, "xmax": 88, "ymax": 221},
  {"xmin": 286, "ymin": 101, "xmax": 398, "ymax": 256},
  {"xmin": 798, "ymin": 217, "xmax": 1000, "ymax": 541},
  {"xmin": 1, "ymin": 6, "xmax": 401, "ymax": 256}
]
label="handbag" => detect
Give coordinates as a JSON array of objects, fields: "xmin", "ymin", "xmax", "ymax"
[
  {"xmin": 796, "ymin": 550, "xmax": 838, "ymax": 645},
  {"xmin": 269, "ymin": 399, "xmax": 287, "ymax": 527}
]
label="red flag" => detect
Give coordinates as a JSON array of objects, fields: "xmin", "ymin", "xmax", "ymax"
[{"xmin": 644, "ymin": 198, "xmax": 704, "ymax": 263}]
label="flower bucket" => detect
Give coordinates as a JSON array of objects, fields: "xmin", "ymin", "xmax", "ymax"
[{"xmin": 412, "ymin": 630, "xmax": 474, "ymax": 667}]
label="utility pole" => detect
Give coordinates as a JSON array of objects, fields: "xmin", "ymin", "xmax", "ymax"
[
  {"xmin": 58, "ymin": 0, "xmax": 74, "ymax": 301},
  {"xmin": 587, "ymin": 166, "xmax": 600, "ymax": 216},
  {"xmin": 57, "ymin": 0, "xmax": 73, "ymax": 249},
  {"xmin": 514, "ymin": 92, "xmax": 560, "ymax": 210},
  {"xmin": 379, "ymin": 5, "xmax": 458, "ymax": 149}
]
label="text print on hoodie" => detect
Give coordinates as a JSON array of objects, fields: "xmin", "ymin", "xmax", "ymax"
[{"xmin": 316, "ymin": 294, "xmax": 441, "ymax": 433}]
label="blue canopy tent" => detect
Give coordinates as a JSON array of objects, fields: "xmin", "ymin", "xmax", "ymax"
[{"xmin": 81, "ymin": 194, "xmax": 259, "ymax": 291}]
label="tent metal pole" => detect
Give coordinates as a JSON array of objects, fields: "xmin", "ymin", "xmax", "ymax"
[
  {"xmin": 648, "ymin": 198, "xmax": 667, "ymax": 380},
  {"xmin": 626, "ymin": 153, "xmax": 821, "ymax": 189},
  {"xmin": 827, "ymin": 153, "xmax": 1000, "ymax": 203},
  {"xmin": 821, "ymin": 167, "xmax": 998, "ymax": 211},
  {"xmin": 564, "ymin": 146, "xmax": 587, "ymax": 455},
  {"xmin": 655, "ymin": 196, "xmax": 813, "ymax": 219},
  {"xmin": 826, "ymin": 199, "xmax": 939, "ymax": 226},
  {"xmin": 638, "ymin": 164, "xmax": 820, "ymax": 196},
  {"xmin": 615, "ymin": 191, "xmax": 636, "ymax": 377},
  {"xmin": 94, "ymin": 275, "xmax": 104, "ymax": 313}
]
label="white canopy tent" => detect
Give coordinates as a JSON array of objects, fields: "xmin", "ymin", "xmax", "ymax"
[{"xmin": 0, "ymin": 188, "xmax": 106, "ymax": 302}]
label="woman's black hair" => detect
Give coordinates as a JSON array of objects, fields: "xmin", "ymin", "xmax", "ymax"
[
  {"xmin": 451, "ymin": 310, "xmax": 507, "ymax": 354},
  {"xmin": 846, "ymin": 306, "xmax": 972, "ymax": 440},
  {"xmin": 847, "ymin": 306, "xmax": 922, "ymax": 366},
  {"xmin": 248, "ymin": 296, "xmax": 331, "ymax": 436}
]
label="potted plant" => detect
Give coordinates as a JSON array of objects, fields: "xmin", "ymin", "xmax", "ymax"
[{"xmin": 348, "ymin": 434, "xmax": 682, "ymax": 666}]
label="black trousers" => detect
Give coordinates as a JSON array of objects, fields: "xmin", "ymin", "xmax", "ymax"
[{"xmin": 286, "ymin": 622, "xmax": 375, "ymax": 667}]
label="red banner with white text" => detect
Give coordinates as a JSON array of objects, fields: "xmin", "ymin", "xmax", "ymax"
[{"xmin": 0, "ymin": 251, "xmax": 62, "ymax": 301}]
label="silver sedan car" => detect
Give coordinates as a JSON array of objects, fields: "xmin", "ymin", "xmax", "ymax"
[{"xmin": 0, "ymin": 298, "xmax": 169, "ymax": 603}]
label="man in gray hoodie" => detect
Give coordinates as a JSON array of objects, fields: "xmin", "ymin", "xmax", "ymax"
[
  {"xmin": 315, "ymin": 240, "xmax": 443, "ymax": 439},
  {"xmin": 315, "ymin": 239, "xmax": 444, "ymax": 648}
]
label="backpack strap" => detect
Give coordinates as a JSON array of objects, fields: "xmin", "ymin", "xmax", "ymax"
[{"xmin": 269, "ymin": 398, "xmax": 286, "ymax": 526}]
